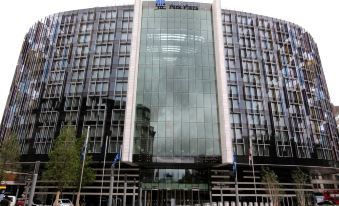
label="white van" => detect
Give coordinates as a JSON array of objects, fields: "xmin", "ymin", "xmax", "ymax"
[
  {"xmin": 7, "ymin": 195, "xmax": 17, "ymax": 206},
  {"xmin": 58, "ymin": 199, "xmax": 74, "ymax": 206}
]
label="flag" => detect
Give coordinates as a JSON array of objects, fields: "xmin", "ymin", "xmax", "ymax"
[
  {"xmin": 80, "ymin": 146, "xmax": 86, "ymax": 161},
  {"xmin": 80, "ymin": 126, "xmax": 90, "ymax": 161},
  {"xmin": 232, "ymin": 154, "xmax": 237, "ymax": 175},
  {"xmin": 249, "ymin": 138, "xmax": 253, "ymax": 165},
  {"xmin": 112, "ymin": 153, "xmax": 121, "ymax": 168}
]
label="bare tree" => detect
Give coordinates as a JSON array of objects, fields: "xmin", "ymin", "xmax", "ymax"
[
  {"xmin": 292, "ymin": 168, "xmax": 309, "ymax": 206},
  {"xmin": 261, "ymin": 167, "xmax": 281, "ymax": 206}
]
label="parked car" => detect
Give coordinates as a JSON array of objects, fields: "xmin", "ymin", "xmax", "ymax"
[
  {"xmin": 314, "ymin": 192, "xmax": 325, "ymax": 204},
  {"xmin": 58, "ymin": 199, "xmax": 74, "ymax": 206},
  {"xmin": 317, "ymin": 200, "xmax": 335, "ymax": 205},
  {"xmin": 15, "ymin": 198, "xmax": 45, "ymax": 206},
  {"xmin": 32, "ymin": 203, "xmax": 45, "ymax": 206},
  {"xmin": 16, "ymin": 198, "xmax": 25, "ymax": 206}
]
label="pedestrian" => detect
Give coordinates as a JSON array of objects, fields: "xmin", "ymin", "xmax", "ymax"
[
  {"xmin": 80, "ymin": 197, "xmax": 86, "ymax": 206},
  {"xmin": 0, "ymin": 191, "xmax": 4, "ymax": 201},
  {"xmin": 0, "ymin": 195, "xmax": 10, "ymax": 206}
]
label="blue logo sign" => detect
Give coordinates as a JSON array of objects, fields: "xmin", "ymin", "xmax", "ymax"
[{"xmin": 156, "ymin": 0, "xmax": 166, "ymax": 8}]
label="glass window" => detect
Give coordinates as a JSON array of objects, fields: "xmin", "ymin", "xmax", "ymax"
[
  {"xmin": 232, "ymin": 114, "xmax": 241, "ymax": 124},
  {"xmin": 226, "ymin": 36, "xmax": 233, "ymax": 44},
  {"xmin": 122, "ymin": 21, "xmax": 129, "ymax": 29},
  {"xmin": 117, "ymin": 69, "xmax": 128, "ymax": 78},
  {"xmin": 231, "ymin": 99, "xmax": 239, "ymax": 109},
  {"xmin": 224, "ymin": 14, "xmax": 231, "ymax": 22},
  {"xmin": 103, "ymin": 82, "xmax": 108, "ymax": 92},
  {"xmin": 119, "ymin": 44, "xmax": 131, "ymax": 53},
  {"xmin": 80, "ymin": 23, "xmax": 93, "ymax": 32},
  {"xmin": 99, "ymin": 23, "xmax": 105, "ymax": 30},
  {"xmin": 118, "ymin": 57, "xmax": 129, "ymax": 65},
  {"xmin": 225, "ymin": 24, "xmax": 232, "ymax": 33},
  {"xmin": 230, "ymin": 85, "xmax": 238, "ymax": 96},
  {"xmin": 98, "ymin": 21, "xmax": 115, "ymax": 30},
  {"xmin": 123, "ymin": 10, "xmax": 133, "ymax": 18},
  {"xmin": 121, "ymin": 32, "xmax": 132, "ymax": 40},
  {"xmin": 115, "ymin": 82, "xmax": 127, "ymax": 92},
  {"xmin": 230, "ymin": 72, "xmax": 236, "ymax": 81},
  {"xmin": 225, "ymin": 48, "xmax": 234, "ymax": 57},
  {"xmin": 100, "ymin": 58, "xmax": 105, "ymax": 66},
  {"xmin": 78, "ymin": 34, "xmax": 90, "ymax": 43},
  {"xmin": 109, "ymin": 33, "xmax": 115, "ymax": 41},
  {"xmin": 94, "ymin": 57, "xmax": 100, "ymax": 66},
  {"xmin": 97, "ymin": 34, "xmax": 103, "ymax": 42},
  {"xmin": 234, "ymin": 128, "xmax": 242, "ymax": 139}
]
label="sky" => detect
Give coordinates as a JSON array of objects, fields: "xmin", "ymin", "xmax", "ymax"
[{"xmin": 0, "ymin": 0, "xmax": 338, "ymax": 119}]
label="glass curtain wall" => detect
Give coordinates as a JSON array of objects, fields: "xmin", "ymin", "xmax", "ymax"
[{"xmin": 134, "ymin": 3, "xmax": 220, "ymax": 162}]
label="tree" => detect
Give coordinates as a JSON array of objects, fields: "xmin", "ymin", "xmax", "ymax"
[
  {"xmin": 292, "ymin": 168, "xmax": 309, "ymax": 206},
  {"xmin": 0, "ymin": 133, "xmax": 21, "ymax": 182},
  {"xmin": 261, "ymin": 167, "xmax": 281, "ymax": 206},
  {"xmin": 43, "ymin": 126, "xmax": 95, "ymax": 205}
]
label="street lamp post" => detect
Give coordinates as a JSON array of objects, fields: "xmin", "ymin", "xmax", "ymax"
[
  {"xmin": 75, "ymin": 126, "xmax": 90, "ymax": 206},
  {"xmin": 99, "ymin": 136, "xmax": 109, "ymax": 206},
  {"xmin": 27, "ymin": 161, "xmax": 40, "ymax": 206},
  {"xmin": 108, "ymin": 165, "xmax": 115, "ymax": 206}
]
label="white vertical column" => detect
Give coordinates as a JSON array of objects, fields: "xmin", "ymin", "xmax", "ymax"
[
  {"xmin": 122, "ymin": 0, "xmax": 143, "ymax": 163},
  {"xmin": 212, "ymin": 0, "xmax": 233, "ymax": 164}
]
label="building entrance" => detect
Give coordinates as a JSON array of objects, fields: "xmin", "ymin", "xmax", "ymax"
[{"xmin": 143, "ymin": 189, "xmax": 209, "ymax": 206}]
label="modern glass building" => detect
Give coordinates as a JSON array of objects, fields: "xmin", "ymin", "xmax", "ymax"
[
  {"xmin": 334, "ymin": 106, "xmax": 339, "ymax": 131},
  {"xmin": 1, "ymin": 0, "xmax": 339, "ymax": 205}
]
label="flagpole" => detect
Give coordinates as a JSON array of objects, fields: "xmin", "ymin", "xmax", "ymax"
[
  {"xmin": 252, "ymin": 160, "xmax": 258, "ymax": 205},
  {"xmin": 234, "ymin": 122, "xmax": 239, "ymax": 206},
  {"xmin": 232, "ymin": 154, "xmax": 240, "ymax": 206},
  {"xmin": 249, "ymin": 137, "xmax": 258, "ymax": 205},
  {"xmin": 109, "ymin": 145, "xmax": 121, "ymax": 206},
  {"xmin": 235, "ymin": 160, "xmax": 239, "ymax": 206},
  {"xmin": 108, "ymin": 165, "xmax": 115, "ymax": 206},
  {"xmin": 115, "ymin": 145, "xmax": 122, "ymax": 206},
  {"xmin": 99, "ymin": 136, "xmax": 108, "ymax": 206},
  {"xmin": 76, "ymin": 126, "xmax": 90, "ymax": 206}
]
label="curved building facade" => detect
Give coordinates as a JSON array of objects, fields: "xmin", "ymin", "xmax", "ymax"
[{"xmin": 1, "ymin": 0, "xmax": 338, "ymax": 205}]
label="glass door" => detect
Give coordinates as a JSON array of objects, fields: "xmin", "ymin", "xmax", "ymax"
[{"xmin": 145, "ymin": 188, "xmax": 208, "ymax": 206}]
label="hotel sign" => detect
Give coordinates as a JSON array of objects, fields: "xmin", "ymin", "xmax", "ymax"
[{"xmin": 156, "ymin": 0, "xmax": 199, "ymax": 10}]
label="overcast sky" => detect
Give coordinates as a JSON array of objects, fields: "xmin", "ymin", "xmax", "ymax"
[{"xmin": 0, "ymin": 0, "xmax": 338, "ymax": 118}]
